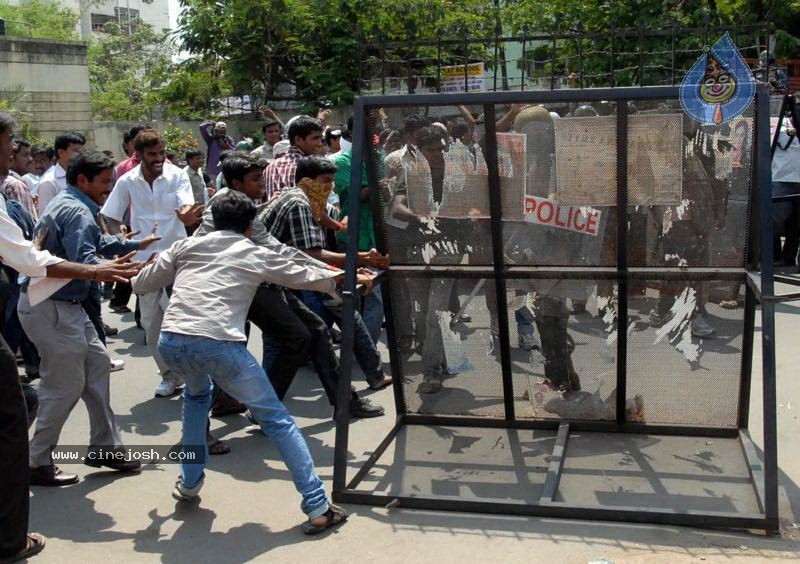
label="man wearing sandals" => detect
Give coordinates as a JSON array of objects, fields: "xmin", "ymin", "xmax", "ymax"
[
  {"xmin": 0, "ymin": 109, "xmax": 146, "ymax": 564},
  {"xmin": 131, "ymin": 190, "xmax": 350, "ymax": 534}
]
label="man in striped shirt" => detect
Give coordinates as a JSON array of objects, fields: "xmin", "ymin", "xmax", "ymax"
[{"xmin": 263, "ymin": 116, "xmax": 324, "ymax": 202}]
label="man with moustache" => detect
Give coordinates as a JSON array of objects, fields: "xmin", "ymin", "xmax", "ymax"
[
  {"xmin": 19, "ymin": 150, "xmax": 160, "ymax": 487},
  {"xmin": 101, "ymin": 129, "xmax": 203, "ymax": 398}
]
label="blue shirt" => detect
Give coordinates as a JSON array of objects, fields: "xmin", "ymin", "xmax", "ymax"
[{"xmin": 32, "ymin": 185, "xmax": 138, "ymax": 301}]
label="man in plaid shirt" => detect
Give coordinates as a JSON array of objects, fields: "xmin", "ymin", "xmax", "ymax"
[
  {"xmin": 259, "ymin": 156, "xmax": 393, "ymax": 391},
  {"xmin": 263, "ymin": 116, "xmax": 324, "ymax": 201}
]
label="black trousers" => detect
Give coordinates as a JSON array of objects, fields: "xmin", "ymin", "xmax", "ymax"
[
  {"xmin": 248, "ymin": 286, "xmax": 357, "ymax": 405},
  {"xmin": 109, "ymin": 280, "xmax": 132, "ymax": 309},
  {"xmin": 0, "ymin": 334, "xmax": 29, "ymax": 558},
  {"xmin": 82, "ymin": 283, "xmax": 106, "ymax": 345}
]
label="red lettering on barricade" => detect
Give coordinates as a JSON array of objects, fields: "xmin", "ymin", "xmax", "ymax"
[{"xmin": 523, "ymin": 195, "xmax": 602, "ymax": 237}]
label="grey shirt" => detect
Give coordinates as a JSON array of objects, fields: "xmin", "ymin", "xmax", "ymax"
[
  {"xmin": 131, "ymin": 230, "xmax": 339, "ymax": 341},
  {"xmin": 193, "ymin": 187, "xmax": 330, "ymax": 271}
]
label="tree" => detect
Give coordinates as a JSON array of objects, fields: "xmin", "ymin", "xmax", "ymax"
[
  {"xmin": 175, "ymin": 0, "xmax": 500, "ymax": 105},
  {"xmin": 88, "ymin": 22, "xmax": 175, "ymax": 120},
  {"xmin": 0, "ymin": 0, "xmax": 77, "ymax": 40}
]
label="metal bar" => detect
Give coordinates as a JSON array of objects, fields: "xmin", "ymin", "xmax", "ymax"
[
  {"xmin": 520, "ymin": 30, "xmax": 527, "ymax": 91},
  {"xmin": 540, "ymin": 423, "xmax": 570, "ymax": 502},
  {"xmin": 738, "ymin": 282, "xmax": 756, "ymax": 428},
  {"xmin": 401, "ymin": 414, "xmax": 740, "ymax": 437},
  {"xmin": 739, "ymin": 429, "xmax": 765, "ymax": 513},
  {"xmin": 380, "ymin": 38, "xmax": 387, "ymax": 95},
  {"xmin": 670, "ymin": 19, "xmax": 677, "ymax": 85},
  {"xmin": 550, "ymin": 21, "xmax": 557, "ymax": 91},
  {"xmin": 390, "ymin": 264, "xmax": 746, "ymax": 281},
  {"xmin": 615, "ymin": 100, "xmax": 629, "ymax": 424},
  {"xmin": 609, "ymin": 22, "xmax": 615, "ymax": 87},
  {"xmin": 772, "ymin": 192, "xmax": 800, "ymax": 202},
  {"xmin": 769, "ymin": 96, "xmax": 789, "ymax": 156},
  {"xmin": 577, "ymin": 21, "xmax": 584, "ymax": 89},
  {"xmin": 356, "ymin": 85, "xmax": 681, "ymax": 108},
  {"xmin": 746, "ymin": 271, "xmax": 762, "ymax": 301},
  {"xmin": 358, "ymin": 25, "xmax": 768, "ymax": 49},
  {"xmin": 773, "ymin": 273, "xmax": 800, "ymax": 286},
  {"xmin": 755, "ymin": 83, "xmax": 781, "ymax": 534},
  {"xmin": 493, "ymin": 27, "xmax": 499, "ymax": 92},
  {"xmin": 362, "ymin": 116, "xmax": 408, "ymax": 417},
  {"xmin": 638, "ymin": 18, "xmax": 645, "ymax": 86},
  {"xmin": 345, "ymin": 419, "xmax": 403, "ymax": 490},
  {"xmin": 333, "ymin": 97, "xmax": 368, "ymax": 493},
  {"xmin": 463, "ymin": 30, "xmax": 469, "ymax": 93},
  {"xmin": 334, "ymin": 491, "xmax": 769, "ymax": 531},
  {"xmin": 436, "ymin": 37, "xmax": 442, "ymax": 93},
  {"xmin": 483, "ymin": 103, "xmax": 515, "ymax": 421}
]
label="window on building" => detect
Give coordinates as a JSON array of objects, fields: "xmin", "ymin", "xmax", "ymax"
[
  {"xmin": 90, "ymin": 13, "xmax": 116, "ymax": 32},
  {"xmin": 114, "ymin": 7, "xmax": 141, "ymax": 32}
]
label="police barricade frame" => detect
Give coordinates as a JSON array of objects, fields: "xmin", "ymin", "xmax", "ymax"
[{"xmin": 334, "ymin": 85, "xmax": 779, "ymax": 533}]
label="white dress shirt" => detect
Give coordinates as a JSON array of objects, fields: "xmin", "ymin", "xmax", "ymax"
[
  {"xmin": 772, "ymin": 122, "xmax": 800, "ymax": 184},
  {"xmin": 132, "ymin": 231, "xmax": 339, "ymax": 341},
  {"xmin": 101, "ymin": 162, "xmax": 195, "ymax": 261},
  {"xmin": 35, "ymin": 163, "xmax": 67, "ymax": 215},
  {"xmin": 0, "ymin": 193, "xmax": 62, "ymax": 277}
]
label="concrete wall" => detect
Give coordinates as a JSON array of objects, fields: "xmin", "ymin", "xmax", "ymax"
[{"xmin": 0, "ymin": 36, "xmax": 95, "ymax": 145}]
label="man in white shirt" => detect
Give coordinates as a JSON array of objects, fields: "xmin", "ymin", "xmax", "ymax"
[
  {"xmin": 36, "ymin": 132, "xmax": 85, "ymax": 215},
  {"xmin": 1, "ymin": 99, "xmax": 145, "ymax": 564},
  {"xmin": 22, "ymin": 143, "xmax": 50, "ymax": 196},
  {"xmin": 101, "ymin": 129, "xmax": 203, "ymax": 398},
  {"xmin": 772, "ymin": 118, "xmax": 800, "ymax": 265}
]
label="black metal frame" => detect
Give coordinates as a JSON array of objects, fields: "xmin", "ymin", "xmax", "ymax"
[{"xmin": 334, "ymin": 85, "xmax": 781, "ymax": 533}]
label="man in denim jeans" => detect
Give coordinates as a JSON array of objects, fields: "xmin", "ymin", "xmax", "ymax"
[{"xmin": 131, "ymin": 190, "xmax": 355, "ymax": 534}]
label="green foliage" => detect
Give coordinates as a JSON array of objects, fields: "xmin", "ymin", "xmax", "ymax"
[
  {"xmin": 0, "ymin": 0, "xmax": 78, "ymax": 40},
  {"xmin": 89, "ymin": 22, "xmax": 175, "ymax": 121},
  {"xmin": 176, "ymin": 0, "xmax": 499, "ymax": 105},
  {"xmin": 161, "ymin": 124, "xmax": 199, "ymax": 158},
  {"xmin": 0, "ymin": 90, "xmax": 47, "ymax": 145}
]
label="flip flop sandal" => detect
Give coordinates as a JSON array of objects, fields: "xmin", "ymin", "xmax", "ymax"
[
  {"xmin": 208, "ymin": 439, "xmax": 231, "ymax": 456},
  {"xmin": 1, "ymin": 533, "xmax": 46, "ymax": 563},
  {"xmin": 301, "ymin": 505, "xmax": 348, "ymax": 535}
]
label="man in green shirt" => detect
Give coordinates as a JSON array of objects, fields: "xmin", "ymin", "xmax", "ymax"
[{"xmin": 332, "ymin": 123, "xmax": 383, "ymax": 343}]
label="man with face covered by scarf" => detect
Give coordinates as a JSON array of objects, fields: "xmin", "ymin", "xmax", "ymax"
[{"xmin": 259, "ymin": 156, "xmax": 393, "ymax": 392}]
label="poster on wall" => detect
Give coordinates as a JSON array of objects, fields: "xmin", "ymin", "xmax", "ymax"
[{"xmin": 553, "ymin": 115, "xmax": 683, "ymax": 206}]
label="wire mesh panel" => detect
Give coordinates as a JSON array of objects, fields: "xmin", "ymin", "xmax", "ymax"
[
  {"xmin": 506, "ymin": 280, "xmax": 618, "ymax": 421},
  {"xmin": 388, "ymin": 274, "xmax": 505, "ymax": 417},
  {"xmin": 626, "ymin": 101, "xmax": 754, "ymax": 267},
  {"xmin": 626, "ymin": 281, "xmax": 745, "ymax": 427}
]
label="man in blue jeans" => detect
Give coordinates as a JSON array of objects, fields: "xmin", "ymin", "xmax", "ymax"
[{"xmin": 132, "ymin": 190, "xmax": 356, "ymax": 534}]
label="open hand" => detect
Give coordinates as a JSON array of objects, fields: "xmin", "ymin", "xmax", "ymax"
[
  {"xmin": 175, "ymin": 203, "xmax": 205, "ymax": 226},
  {"xmin": 94, "ymin": 252, "xmax": 145, "ymax": 283},
  {"xmin": 137, "ymin": 225, "xmax": 162, "ymax": 250}
]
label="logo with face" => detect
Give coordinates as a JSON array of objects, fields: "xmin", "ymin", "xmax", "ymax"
[{"xmin": 680, "ymin": 32, "xmax": 755, "ymax": 125}]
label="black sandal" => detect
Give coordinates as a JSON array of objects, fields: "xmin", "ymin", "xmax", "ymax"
[
  {"xmin": 208, "ymin": 439, "xmax": 231, "ymax": 455},
  {"xmin": 1, "ymin": 533, "xmax": 46, "ymax": 563},
  {"xmin": 301, "ymin": 505, "xmax": 348, "ymax": 535}
]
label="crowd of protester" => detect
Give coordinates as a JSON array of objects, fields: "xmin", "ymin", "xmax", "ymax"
[{"xmin": 0, "ymin": 106, "xmax": 395, "ymax": 562}]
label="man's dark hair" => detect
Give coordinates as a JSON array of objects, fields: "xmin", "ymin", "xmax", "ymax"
[
  {"xmin": 211, "ymin": 190, "xmax": 256, "ymax": 234},
  {"xmin": 30, "ymin": 143, "xmax": 48, "ymax": 158},
  {"xmin": 261, "ymin": 119, "xmax": 281, "ymax": 135},
  {"xmin": 403, "ymin": 114, "xmax": 428, "ymax": 136},
  {"xmin": 294, "ymin": 156, "xmax": 337, "ymax": 183},
  {"xmin": 54, "ymin": 132, "xmax": 86, "ymax": 154},
  {"xmin": 0, "ymin": 112, "xmax": 16, "ymax": 136},
  {"xmin": 449, "ymin": 121, "xmax": 470, "ymax": 141},
  {"xmin": 221, "ymin": 154, "xmax": 265, "ymax": 189},
  {"xmin": 133, "ymin": 129, "xmax": 163, "ymax": 153},
  {"xmin": 416, "ymin": 126, "xmax": 445, "ymax": 149},
  {"xmin": 185, "ymin": 148, "xmax": 202, "ymax": 160},
  {"xmin": 66, "ymin": 150, "xmax": 114, "ymax": 186},
  {"xmin": 287, "ymin": 117, "xmax": 323, "ymax": 146},
  {"xmin": 12, "ymin": 138, "xmax": 31, "ymax": 154},
  {"xmin": 218, "ymin": 150, "xmax": 234, "ymax": 164},
  {"xmin": 123, "ymin": 124, "xmax": 147, "ymax": 145}
]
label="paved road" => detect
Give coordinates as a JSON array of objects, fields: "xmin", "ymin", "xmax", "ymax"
[{"xmin": 25, "ymin": 292, "xmax": 800, "ymax": 563}]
